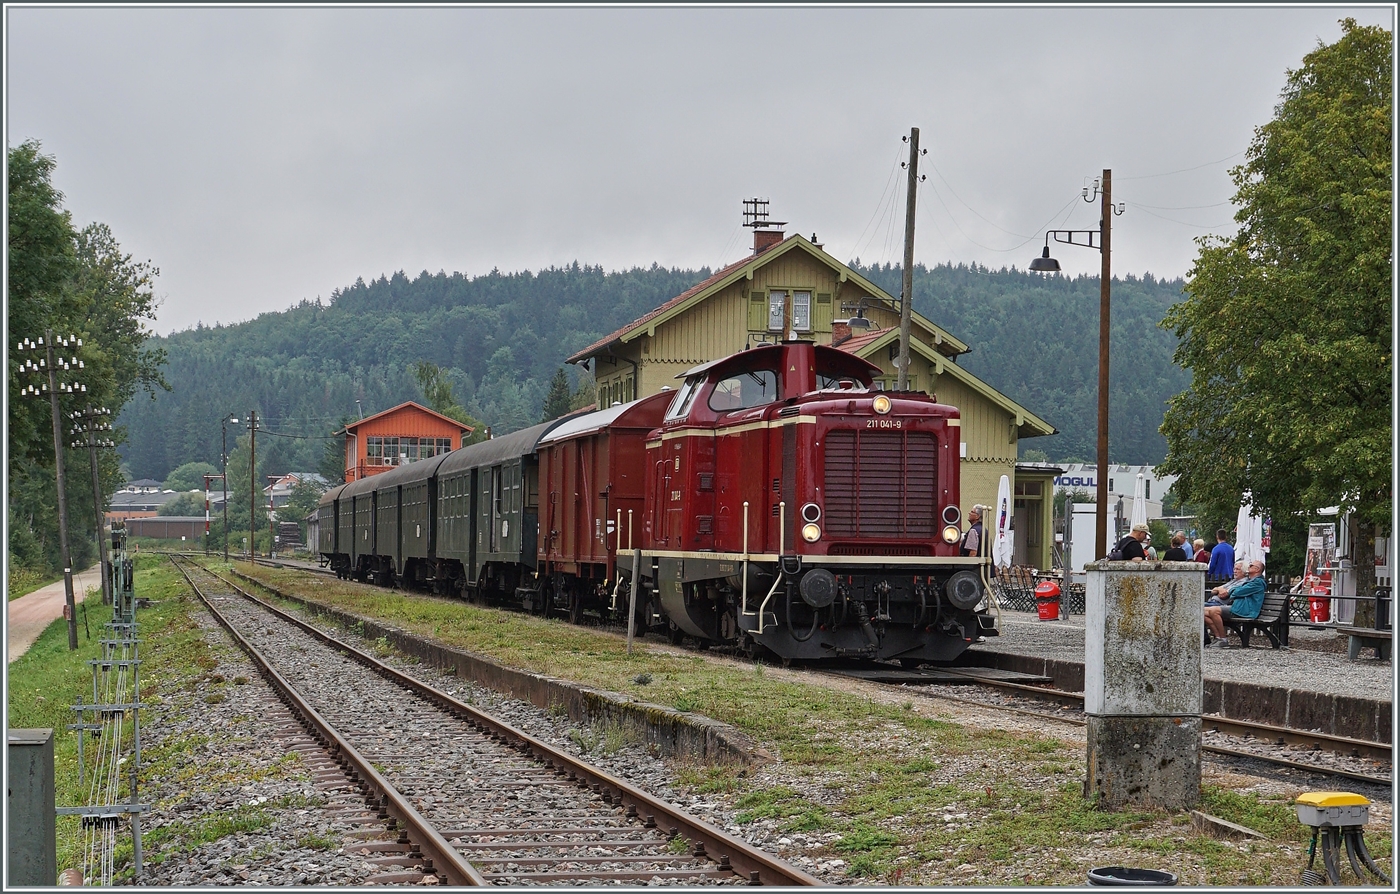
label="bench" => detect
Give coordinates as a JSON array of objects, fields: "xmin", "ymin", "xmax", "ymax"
[
  {"xmin": 1345, "ymin": 628, "xmax": 1391, "ymax": 660},
  {"xmin": 1224, "ymin": 590, "xmax": 1290, "ymax": 649}
]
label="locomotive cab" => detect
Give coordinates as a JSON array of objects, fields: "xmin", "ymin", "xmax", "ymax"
[{"xmin": 638, "ymin": 340, "xmax": 996, "ymax": 664}]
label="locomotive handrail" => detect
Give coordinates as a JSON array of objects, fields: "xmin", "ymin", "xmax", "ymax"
[
  {"xmin": 741, "ymin": 501, "xmax": 750, "ymax": 616},
  {"xmin": 758, "ymin": 502, "xmax": 786, "ymax": 633}
]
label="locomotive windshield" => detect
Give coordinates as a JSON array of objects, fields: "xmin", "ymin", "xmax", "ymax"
[
  {"xmin": 663, "ymin": 376, "xmax": 702, "ymax": 421},
  {"xmin": 708, "ymin": 369, "xmax": 778, "ymax": 412}
]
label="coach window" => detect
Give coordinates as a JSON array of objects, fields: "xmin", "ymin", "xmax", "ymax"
[{"xmin": 708, "ymin": 369, "xmax": 779, "ymax": 412}]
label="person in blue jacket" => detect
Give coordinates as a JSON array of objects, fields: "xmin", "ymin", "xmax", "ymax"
[
  {"xmin": 1207, "ymin": 528, "xmax": 1236, "ymax": 580},
  {"xmin": 1205, "ymin": 558, "xmax": 1265, "ymax": 648}
]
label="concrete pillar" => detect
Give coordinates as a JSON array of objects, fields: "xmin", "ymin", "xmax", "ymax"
[
  {"xmin": 1084, "ymin": 561, "xmax": 1205, "ymax": 810},
  {"xmin": 7, "ymin": 728, "xmax": 57, "ymax": 886}
]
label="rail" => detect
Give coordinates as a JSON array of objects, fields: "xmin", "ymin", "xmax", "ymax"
[{"xmin": 173, "ymin": 555, "xmax": 820, "ymax": 886}]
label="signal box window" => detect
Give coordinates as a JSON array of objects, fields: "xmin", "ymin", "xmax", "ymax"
[
  {"xmin": 767, "ymin": 290, "xmax": 814, "ymax": 333},
  {"xmin": 792, "ymin": 291, "xmax": 811, "ymax": 332},
  {"xmin": 708, "ymin": 369, "xmax": 778, "ymax": 412}
]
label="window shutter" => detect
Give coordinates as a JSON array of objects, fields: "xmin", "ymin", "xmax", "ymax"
[
  {"xmin": 748, "ymin": 290, "xmax": 767, "ymax": 331},
  {"xmin": 814, "ymin": 293, "xmax": 833, "ymax": 332}
]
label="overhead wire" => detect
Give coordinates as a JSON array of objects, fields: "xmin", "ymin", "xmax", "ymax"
[
  {"xmin": 1116, "ymin": 150, "xmax": 1246, "ymax": 180},
  {"xmin": 851, "ymin": 146, "xmax": 907, "ymax": 260}
]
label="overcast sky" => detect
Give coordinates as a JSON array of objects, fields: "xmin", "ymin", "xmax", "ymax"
[{"xmin": 7, "ymin": 5, "xmax": 1394, "ymax": 334}]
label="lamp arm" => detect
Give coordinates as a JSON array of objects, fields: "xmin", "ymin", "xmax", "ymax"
[{"xmin": 1048, "ymin": 228, "xmax": 1103, "ymax": 253}]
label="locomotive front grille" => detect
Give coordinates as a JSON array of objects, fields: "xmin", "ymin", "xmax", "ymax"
[{"xmin": 824, "ymin": 430, "xmax": 937, "ymax": 538}]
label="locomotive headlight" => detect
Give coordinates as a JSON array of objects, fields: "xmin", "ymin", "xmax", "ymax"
[
  {"xmin": 872, "ymin": 395, "xmax": 892, "ymax": 415},
  {"xmin": 802, "ymin": 523, "xmax": 822, "ymax": 543},
  {"xmin": 942, "ymin": 525, "xmax": 961, "ymax": 544}
]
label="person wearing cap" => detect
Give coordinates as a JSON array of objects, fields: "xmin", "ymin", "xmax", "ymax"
[
  {"xmin": 1112, "ymin": 523, "xmax": 1150, "ymax": 561},
  {"xmin": 1205, "ymin": 557, "xmax": 1266, "ymax": 648},
  {"xmin": 960, "ymin": 506, "xmax": 984, "ymax": 558}
]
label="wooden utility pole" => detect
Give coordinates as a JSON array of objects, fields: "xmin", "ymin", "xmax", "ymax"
[
  {"xmin": 76, "ymin": 407, "xmax": 114, "ymax": 606},
  {"xmin": 249, "ymin": 410, "xmax": 257, "ymax": 566},
  {"xmin": 1094, "ymin": 169, "xmax": 1112, "ymax": 560},
  {"xmin": 897, "ymin": 127, "xmax": 920, "ymax": 391},
  {"xmin": 45, "ymin": 333, "xmax": 80, "ymax": 650}
]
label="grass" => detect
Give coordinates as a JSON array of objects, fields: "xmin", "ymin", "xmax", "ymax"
[
  {"xmin": 185, "ymin": 562, "xmax": 1400, "ymax": 883},
  {"xmin": 6, "ymin": 555, "xmax": 327, "ymax": 881},
  {"xmin": 8, "ymin": 564, "xmax": 60, "ymax": 601}
]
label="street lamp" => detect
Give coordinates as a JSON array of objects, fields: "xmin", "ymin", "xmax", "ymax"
[
  {"xmin": 221, "ymin": 414, "xmax": 239, "ymax": 562},
  {"xmin": 1030, "ymin": 169, "xmax": 1125, "ymax": 561}
]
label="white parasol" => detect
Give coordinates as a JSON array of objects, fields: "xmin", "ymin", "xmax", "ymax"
[
  {"xmin": 992, "ymin": 474, "xmax": 1014, "ymax": 569},
  {"xmin": 1235, "ymin": 493, "xmax": 1267, "ymax": 566},
  {"xmin": 1130, "ymin": 473, "xmax": 1148, "ymax": 530}
]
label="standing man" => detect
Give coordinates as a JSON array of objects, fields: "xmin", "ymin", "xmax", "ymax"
[
  {"xmin": 1113, "ymin": 523, "xmax": 1150, "ymax": 561},
  {"xmin": 960, "ymin": 506, "xmax": 984, "ymax": 557},
  {"xmin": 1207, "ymin": 528, "xmax": 1236, "ymax": 581},
  {"xmin": 1163, "ymin": 531, "xmax": 1190, "ymax": 561}
]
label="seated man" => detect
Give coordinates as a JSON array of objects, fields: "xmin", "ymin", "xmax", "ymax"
[
  {"xmin": 1206, "ymin": 560, "xmax": 1247, "ymax": 606},
  {"xmin": 1205, "ymin": 558, "xmax": 1266, "ymax": 648}
]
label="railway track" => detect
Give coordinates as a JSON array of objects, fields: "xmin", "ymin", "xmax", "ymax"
[
  {"xmin": 217, "ymin": 555, "xmax": 1392, "ymax": 790},
  {"xmin": 169, "ymin": 555, "xmax": 818, "ymax": 886},
  {"xmin": 861, "ymin": 671, "xmax": 1393, "ymax": 789}
]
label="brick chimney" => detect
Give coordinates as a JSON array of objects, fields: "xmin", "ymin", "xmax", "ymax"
[
  {"xmin": 831, "ymin": 320, "xmax": 852, "ymax": 346},
  {"xmin": 753, "ymin": 228, "xmax": 784, "ymax": 254}
]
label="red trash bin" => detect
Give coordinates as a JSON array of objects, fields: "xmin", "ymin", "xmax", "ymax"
[
  {"xmin": 1034, "ymin": 580, "xmax": 1061, "ymax": 621},
  {"xmin": 1309, "ymin": 590, "xmax": 1331, "ymax": 623}
]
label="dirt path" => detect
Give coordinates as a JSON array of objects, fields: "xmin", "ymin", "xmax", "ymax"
[{"xmin": 7, "ymin": 565, "xmax": 104, "ymax": 662}]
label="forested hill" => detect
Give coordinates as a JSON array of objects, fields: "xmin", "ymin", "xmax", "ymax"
[{"xmin": 118, "ymin": 261, "xmax": 1189, "ymax": 481}]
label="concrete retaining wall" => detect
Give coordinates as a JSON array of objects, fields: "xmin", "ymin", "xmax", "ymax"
[
  {"xmin": 958, "ymin": 650, "xmax": 1391, "ymax": 744},
  {"xmin": 234, "ymin": 573, "xmax": 768, "ymax": 765}
]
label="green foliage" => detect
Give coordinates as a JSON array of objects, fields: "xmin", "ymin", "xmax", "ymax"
[
  {"xmin": 852, "ymin": 261, "xmax": 1190, "ymax": 464},
  {"xmin": 541, "ymin": 367, "xmax": 573, "ymax": 422},
  {"xmin": 158, "ymin": 491, "xmax": 207, "ymax": 517},
  {"xmin": 7, "ymin": 141, "xmax": 167, "ymax": 578},
  {"xmin": 412, "ymin": 360, "xmax": 486, "ymax": 445},
  {"xmin": 1159, "ymin": 20, "xmax": 1392, "ymax": 540},
  {"xmin": 277, "ymin": 478, "xmax": 327, "ymax": 537},
  {"xmin": 164, "ymin": 461, "xmax": 219, "ymax": 492}
]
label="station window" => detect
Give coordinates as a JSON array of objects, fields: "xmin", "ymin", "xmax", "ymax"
[{"xmin": 792, "ymin": 291, "xmax": 812, "ymax": 331}]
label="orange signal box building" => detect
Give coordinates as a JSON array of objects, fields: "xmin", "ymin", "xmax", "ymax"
[{"xmin": 340, "ymin": 402, "xmax": 474, "ymax": 482}]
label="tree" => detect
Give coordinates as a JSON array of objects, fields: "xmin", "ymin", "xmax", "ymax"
[
  {"xmin": 164, "ymin": 461, "xmax": 219, "ymax": 492},
  {"xmin": 541, "ymin": 367, "xmax": 573, "ymax": 422},
  {"xmin": 1159, "ymin": 20, "xmax": 1391, "ymax": 593},
  {"xmin": 7, "ymin": 141, "xmax": 167, "ymax": 577},
  {"xmin": 158, "ymin": 491, "xmax": 208, "ymax": 517},
  {"xmin": 278, "ymin": 477, "xmax": 328, "ymax": 542},
  {"xmin": 412, "ymin": 360, "xmax": 486, "ymax": 445}
]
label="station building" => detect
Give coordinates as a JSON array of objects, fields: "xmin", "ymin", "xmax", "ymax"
[{"xmin": 567, "ymin": 219, "xmax": 1060, "ymax": 569}]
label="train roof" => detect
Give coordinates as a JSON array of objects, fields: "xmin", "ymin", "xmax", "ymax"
[
  {"xmin": 360, "ymin": 450, "xmax": 454, "ymax": 490},
  {"xmin": 676, "ymin": 341, "xmax": 880, "ymax": 383},
  {"xmin": 437, "ymin": 419, "xmax": 565, "ymax": 474},
  {"xmin": 537, "ymin": 391, "xmax": 672, "ymax": 445}
]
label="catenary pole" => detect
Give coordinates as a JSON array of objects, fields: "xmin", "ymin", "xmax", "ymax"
[
  {"xmin": 897, "ymin": 127, "xmax": 920, "ymax": 392},
  {"xmin": 249, "ymin": 410, "xmax": 257, "ymax": 566},
  {"xmin": 1095, "ymin": 170, "xmax": 1112, "ymax": 559},
  {"xmin": 45, "ymin": 332, "xmax": 79, "ymax": 649}
]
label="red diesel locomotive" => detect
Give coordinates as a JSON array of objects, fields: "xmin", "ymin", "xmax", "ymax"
[{"xmin": 534, "ymin": 339, "xmax": 996, "ymax": 663}]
